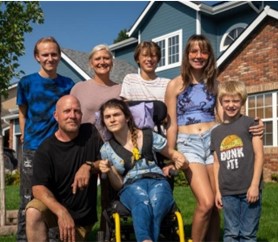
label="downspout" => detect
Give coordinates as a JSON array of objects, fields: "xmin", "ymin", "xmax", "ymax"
[
  {"xmin": 138, "ymin": 30, "xmax": 141, "ymax": 74},
  {"xmin": 248, "ymin": 1, "xmax": 264, "ymax": 14},
  {"xmin": 196, "ymin": 10, "xmax": 201, "ymax": 34}
]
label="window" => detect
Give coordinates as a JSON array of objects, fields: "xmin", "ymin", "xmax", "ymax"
[
  {"xmin": 220, "ymin": 23, "xmax": 247, "ymax": 52},
  {"xmin": 246, "ymin": 92, "xmax": 278, "ymax": 146},
  {"xmin": 153, "ymin": 30, "xmax": 182, "ymax": 71}
]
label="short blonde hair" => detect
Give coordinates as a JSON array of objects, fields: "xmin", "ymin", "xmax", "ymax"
[
  {"xmin": 88, "ymin": 44, "xmax": 113, "ymax": 61},
  {"xmin": 218, "ymin": 80, "xmax": 247, "ymax": 104}
]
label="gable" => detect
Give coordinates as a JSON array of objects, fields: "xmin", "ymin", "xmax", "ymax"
[
  {"xmin": 217, "ymin": 15, "xmax": 278, "ymax": 93},
  {"xmin": 217, "ymin": 6, "xmax": 278, "ymax": 68}
]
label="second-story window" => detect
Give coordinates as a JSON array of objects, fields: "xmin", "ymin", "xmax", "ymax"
[
  {"xmin": 220, "ymin": 23, "xmax": 247, "ymax": 52},
  {"xmin": 153, "ymin": 30, "xmax": 182, "ymax": 71}
]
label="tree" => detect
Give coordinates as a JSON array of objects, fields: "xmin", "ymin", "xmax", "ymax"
[
  {"xmin": 0, "ymin": 2, "xmax": 44, "ymax": 97},
  {"xmin": 113, "ymin": 28, "xmax": 129, "ymax": 43},
  {"xmin": 0, "ymin": 1, "xmax": 44, "ymax": 226}
]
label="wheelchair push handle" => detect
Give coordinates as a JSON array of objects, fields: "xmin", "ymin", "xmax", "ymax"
[{"xmin": 169, "ymin": 168, "xmax": 178, "ymax": 177}]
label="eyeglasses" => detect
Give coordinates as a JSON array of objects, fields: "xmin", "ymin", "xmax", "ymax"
[{"xmin": 189, "ymin": 49, "xmax": 209, "ymax": 58}]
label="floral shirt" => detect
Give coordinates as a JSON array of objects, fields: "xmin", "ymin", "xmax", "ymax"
[{"xmin": 100, "ymin": 131, "xmax": 167, "ymax": 184}]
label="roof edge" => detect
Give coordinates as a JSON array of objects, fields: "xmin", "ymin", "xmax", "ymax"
[
  {"xmin": 109, "ymin": 37, "xmax": 138, "ymax": 51},
  {"xmin": 61, "ymin": 52, "xmax": 90, "ymax": 80},
  {"xmin": 217, "ymin": 6, "xmax": 277, "ymax": 68}
]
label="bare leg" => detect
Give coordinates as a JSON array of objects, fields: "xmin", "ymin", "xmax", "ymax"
[
  {"xmin": 184, "ymin": 163, "xmax": 215, "ymax": 242},
  {"xmin": 26, "ymin": 207, "xmax": 48, "ymax": 242}
]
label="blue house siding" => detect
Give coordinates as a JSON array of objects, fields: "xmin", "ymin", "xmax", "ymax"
[
  {"xmin": 200, "ymin": 15, "xmax": 218, "ymax": 57},
  {"xmin": 113, "ymin": 1, "xmax": 278, "ymax": 81},
  {"xmin": 159, "ymin": 68, "xmax": 179, "ymax": 80},
  {"xmin": 266, "ymin": 1, "xmax": 278, "ymax": 9},
  {"xmin": 58, "ymin": 60, "xmax": 84, "ymax": 83},
  {"xmin": 137, "ymin": 2, "xmax": 197, "ymax": 43},
  {"xmin": 112, "ymin": 43, "xmax": 138, "ymax": 69}
]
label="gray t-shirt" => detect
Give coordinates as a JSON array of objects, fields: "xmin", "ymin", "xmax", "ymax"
[{"xmin": 210, "ymin": 115, "xmax": 262, "ymax": 196}]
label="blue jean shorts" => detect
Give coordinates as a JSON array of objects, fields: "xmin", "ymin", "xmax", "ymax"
[{"xmin": 176, "ymin": 126, "xmax": 218, "ymax": 165}]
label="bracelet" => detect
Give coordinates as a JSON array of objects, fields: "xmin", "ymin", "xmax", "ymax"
[{"xmin": 85, "ymin": 161, "xmax": 94, "ymax": 170}]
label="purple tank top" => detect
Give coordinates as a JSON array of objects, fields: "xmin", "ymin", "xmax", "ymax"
[{"xmin": 177, "ymin": 83, "xmax": 216, "ymax": 125}]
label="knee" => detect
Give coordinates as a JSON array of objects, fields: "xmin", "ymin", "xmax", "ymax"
[
  {"xmin": 197, "ymin": 198, "xmax": 215, "ymax": 215},
  {"xmin": 26, "ymin": 207, "xmax": 43, "ymax": 228}
]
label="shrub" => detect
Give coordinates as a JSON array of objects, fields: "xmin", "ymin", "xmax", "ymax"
[
  {"xmin": 5, "ymin": 170, "xmax": 20, "ymax": 185},
  {"xmin": 271, "ymin": 173, "xmax": 278, "ymax": 182}
]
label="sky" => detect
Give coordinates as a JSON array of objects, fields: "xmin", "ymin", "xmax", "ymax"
[{"xmin": 16, "ymin": 1, "xmax": 148, "ymax": 82}]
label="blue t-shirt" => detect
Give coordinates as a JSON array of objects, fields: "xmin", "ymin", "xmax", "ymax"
[
  {"xmin": 17, "ymin": 72, "xmax": 74, "ymax": 150},
  {"xmin": 100, "ymin": 131, "xmax": 167, "ymax": 184}
]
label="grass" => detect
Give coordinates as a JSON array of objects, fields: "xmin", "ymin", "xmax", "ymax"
[{"xmin": 1, "ymin": 183, "xmax": 277, "ymax": 241}]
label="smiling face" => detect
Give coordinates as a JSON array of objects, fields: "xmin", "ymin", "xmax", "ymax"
[
  {"xmin": 35, "ymin": 42, "xmax": 61, "ymax": 78},
  {"xmin": 90, "ymin": 49, "xmax": 113, "ymax": 76},
  {"xmin": 188, "ymin": 41, "xmax": 209, "ymax": 71},
  {"xmin": 220, "ymin": 94, "xmax": 242, "ymax": 121},
  {"xmin": 137, "ymin": 47, "xmax": 159, "ymax": 74}
]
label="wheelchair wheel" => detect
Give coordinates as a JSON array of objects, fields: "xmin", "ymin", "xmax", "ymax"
[{"xmin": 104, "ymin": 202, "xmax": 186, "ymax": 242}]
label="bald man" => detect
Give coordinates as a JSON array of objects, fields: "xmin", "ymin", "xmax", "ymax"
[{"xmin": 25, "ymin": 95, "xmax": 103, "ymax": 242}]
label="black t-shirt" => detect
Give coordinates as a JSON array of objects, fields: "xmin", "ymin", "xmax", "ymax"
[{"xmin": 32, "ymin": 123, "xmax": 103, "ymax": 226}]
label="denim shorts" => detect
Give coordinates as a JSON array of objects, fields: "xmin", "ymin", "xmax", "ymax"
[{"xmin": 176, "ymin": 125, "xmax": 218, "ymax": 165}]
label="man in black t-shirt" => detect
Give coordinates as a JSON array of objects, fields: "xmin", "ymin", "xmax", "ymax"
[{"xmin": 25, "ymin": 95, "xmax": 103, "ymax": 242}]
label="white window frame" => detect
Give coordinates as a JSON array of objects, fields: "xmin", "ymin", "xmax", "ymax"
[
  {"xmin": 246, "ymin": 92, "xmax": 278, "ymax": 147},
  {"xmin": 153, "ymin": 29, "xmax": 183, "ymax": 72},
  {"xmin": 220, "ymin": 23, "xmax": 247, "ymax": 52}
]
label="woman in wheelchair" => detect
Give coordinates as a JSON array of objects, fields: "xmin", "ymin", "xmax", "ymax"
[{"xmin": 99, "ymin": 99, "xmax": 188, "ymax": 242}]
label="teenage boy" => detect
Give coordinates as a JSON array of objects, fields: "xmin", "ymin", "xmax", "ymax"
[{"xmin": 16, "ymin": 36, "xmax": 75, "ymax": 241}]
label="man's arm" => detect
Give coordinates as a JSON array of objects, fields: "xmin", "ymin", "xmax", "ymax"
[
  {"xmin": 18, "ymin": 105, "xmax": 27, "ymax": 143},
  {"xmin": 32, "ymin": 185, "xmax": 76, "ymax": 242},
  {"xmin": 71, "ymin": 162, "xmax": 98, "ymax": 194}
]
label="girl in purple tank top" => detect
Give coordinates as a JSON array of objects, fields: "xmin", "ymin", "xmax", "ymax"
[{"xmin": 165, "ymin": 34, "xmax": 264, "ymax": 242}]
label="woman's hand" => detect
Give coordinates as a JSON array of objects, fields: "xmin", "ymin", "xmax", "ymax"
[
  {"xmin": 162, "ymin": 164, "xmax": 176, "ymax": 177},
  {"xmin": 172, "ymin": 151, "xmax": 189, "ymax": 170},
  {"xmin": 249, "ymin": 117, "xmax": 264, "ymax": 138},
  {"xmin": 99, "ymin": 159, "xmax": 111, "ymax": 174}
]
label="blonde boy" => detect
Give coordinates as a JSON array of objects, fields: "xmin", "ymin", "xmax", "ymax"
[{"xmin": 210, "ymin": 80, "xmax": 264, "ymax": 242}]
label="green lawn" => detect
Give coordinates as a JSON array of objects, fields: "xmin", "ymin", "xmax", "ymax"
[{"xmin": 1, "ymin": 183, "xmax": 278, "ymax": 241}]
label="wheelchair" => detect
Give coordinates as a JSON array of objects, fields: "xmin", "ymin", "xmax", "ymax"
[{"xmin": 101, "ymin": 100, "xmax": 186, "ymax": 242}]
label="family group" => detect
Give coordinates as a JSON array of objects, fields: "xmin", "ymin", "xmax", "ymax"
[{"xmin": 16, "ymin": 35, "xmax": 264, "ymax": 242}]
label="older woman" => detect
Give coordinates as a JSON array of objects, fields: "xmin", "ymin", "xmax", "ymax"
[
  {"xmin": 70, "ymin": 44, "xmax": 122, "ymax": 233},
  {"xmin": 70, "ymin": 44, "xmax": 121, "ymax": 124}
]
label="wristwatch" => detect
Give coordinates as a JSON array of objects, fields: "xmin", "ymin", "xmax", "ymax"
[{"xmin": 85, "ymin": 161, "xmax": 94, "ymax": 170}]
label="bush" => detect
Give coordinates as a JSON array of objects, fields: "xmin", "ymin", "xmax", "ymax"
[
  {"xmin": 271, "ymin": 173, "xmax": 278, "ymax": 182},
  {"xmin": 5, "ymin": 170, "xmax": 20, "ymax": 185},
  {"xmin": 174, "ymin": 170, "xmax": 188, "ymax": 186}
]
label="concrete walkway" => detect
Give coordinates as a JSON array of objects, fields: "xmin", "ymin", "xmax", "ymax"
[{"xmin": 0, "ymin": 210, "xmax": 17, "ymax": 235}]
